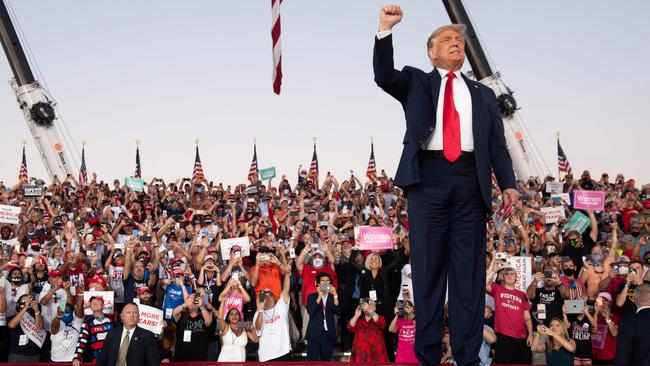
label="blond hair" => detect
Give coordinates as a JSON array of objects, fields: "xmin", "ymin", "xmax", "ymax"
[{"xmin": 427, "ymin": 24, "xmax": 467, "ymax": 50}]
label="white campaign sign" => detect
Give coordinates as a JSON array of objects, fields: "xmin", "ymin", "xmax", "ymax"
[
  {"xmin": 220, "ymin": 237, "xmax": 250, "ymax": 259},
  {"xmin": 508, "ymin": 256, "xmax": 533, "ymax": 293},
  {"xmin": 0, "ymin": 205, "xmax": 21, "ymax": 225},
  {"xmin": 545, "ymin": 181, "xmax": 564, "ymax": 193},
  {"xmin": 541, "ymin": 206, "xmax": 566, "ymax": 224},
  {"xmin": 20, "ymin": 312, "xmax": 46, "ymax": 347},
  {"xmin": 138, "ymin": 304, "xmax": 164, "ymax": 335},
  {"xmin": 83, "ymin": 291, "xmax": 115, "ymax": 315}
]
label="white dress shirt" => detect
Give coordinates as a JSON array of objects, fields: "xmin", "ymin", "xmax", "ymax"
[{"xmin": 376, "ymin": 30, "xmax": 474, "ymax": 151}]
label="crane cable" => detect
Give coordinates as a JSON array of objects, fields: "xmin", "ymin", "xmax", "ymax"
[{"xmin": 5, "ymin": 0, "xmax": 81, "ymax": 172}]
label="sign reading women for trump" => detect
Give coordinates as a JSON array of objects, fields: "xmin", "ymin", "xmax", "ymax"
[
  {"xmin": 573, "ymin": 190, "xmax": 605, "ymax": 211},
  {"xmin": 357, "ymin": 226, "xmax": 393, "ymax": 250}
]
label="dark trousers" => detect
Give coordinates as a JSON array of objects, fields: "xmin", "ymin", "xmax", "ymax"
[
  {"xmin": 306, "ymin": 335, "xmax": 334, "ymax": 361},
  {"xmin": 494, "ymin": 332, "xmax": 532, "ymax": 364},
  {"xmin": 407, "ymin": 153, "xmax": 487, "ymax": 366}
]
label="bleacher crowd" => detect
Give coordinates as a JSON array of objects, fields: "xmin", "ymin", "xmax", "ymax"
[{"xmin": 0, "ymin": 168, "xmax": 649, "ymax": 365}]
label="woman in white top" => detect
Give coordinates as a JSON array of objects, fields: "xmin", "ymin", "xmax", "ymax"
[{"xmin": 216, "ymin": 298, "xmax": 258, "ymax": 362}]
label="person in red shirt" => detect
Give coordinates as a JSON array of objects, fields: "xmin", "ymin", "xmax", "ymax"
[
  {"xmin": 486, "ymin": 264, "xmax": 533, "ymax": 365},
  {"xmin": 592, "ymin": 292, "xmax": 619, "ymax": 364},
  {"xmin": 347, "ymin": 299, "xmax": 388, "ymax": 362}
]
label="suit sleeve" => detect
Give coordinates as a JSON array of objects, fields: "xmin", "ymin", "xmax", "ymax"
[
  {"xmin": 486, "ymin": 88, "xmax": 516, "ymax": 191},
  {"xmin": 615, "ymin": 318, "xmax": 634, "ymax": 366},
  {"xmin": 306, "ymin": 293, "xmax": 320, "ymax": 317},
  {"xmin": 145, "ymin": 331, "xmax": 161, "ymax": 366},
  {"xmin": 94, "ymin": 330, "xmax": 112, "ymax": 366},
  {"xmin": 373, "ymin": 34, "xmax": 410, "ymax": 105}
]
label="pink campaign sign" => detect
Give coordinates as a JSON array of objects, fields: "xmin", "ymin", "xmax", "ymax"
[
  {"xmin": 358, "ymin": 226, "xmax": 393, "ymax": 250},
  {"xmin": 573, "ymin": 190, "xmax": 605, "ymax": 211}
]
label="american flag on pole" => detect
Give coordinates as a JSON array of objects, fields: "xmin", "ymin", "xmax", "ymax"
[
  {"xmin": 557, "ymin": 138, "xmax": 572, "ymax": 176},
  {"xmin": 78, "ymin": 146, "xmax": 88, "ymax": 187},
  {"xmin": 192, "ymin": 145, "xmax": 205, "ymax": 182},
  {"xmin": 134, "ymin": 145, "xmax": 142, "ymax": 178},
  {"xmin": 18, "ymin": 145, "xmax": 28, "ymax": 184},
  {"xmin": 308, "ymin": 142, "xmax": 319, "ymax": 188},
  {"xmin": 248, "ymin": 144, "xmax": 259, "ymax": 182},
  {"xmin": 366, "ymin": 141, "xmax": 377, "ymax": 182},
  {"xmin": 271, "ymin": 0, "xmax": 283, "ymax": 94}
]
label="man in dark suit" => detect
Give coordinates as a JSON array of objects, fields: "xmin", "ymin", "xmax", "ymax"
[
  {"xmin": 373, "ymin": 5, "xmax": 519, "ymax": 366},
  {"xmin": 95, "ymin": 303, "xmax": 160, "ymax": 366},
  {"xmin": 305, "ymin": 272, "xmax": 340, "ymax": 361},
  {"xmin": 615, "ymin": 284, "xmax": 650, "ymax": 366}
]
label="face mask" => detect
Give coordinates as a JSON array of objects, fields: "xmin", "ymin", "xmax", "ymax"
[
  {"xmin": 312, "ymin": 258, "xmax": 324, "ymax": 268},
  {"xmin": 563, "ymin": 268, "xmax": 575, "ymax": 277},
  {"xmin": 61, "ymin": 310, "xmax": 74, "ymax": 324},
  {"xmin": 619, "ymin": 267, "xmax": 629, "ymax": 275}
]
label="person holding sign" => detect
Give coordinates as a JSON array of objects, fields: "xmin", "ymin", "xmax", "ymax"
[
  {"xmin": 95, "ymin": 303, "xmax": 160, "ymax": 366},
  {"xmin": 7, "ymin": 294, "xmax": 43, "ymax": 362},
  {"xmin": 373, "ymin": 4, "xmax": 518, "ymax": 365}
]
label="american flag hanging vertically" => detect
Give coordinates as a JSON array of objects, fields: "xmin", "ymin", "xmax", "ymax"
[
  {"xmin": 557, "ymin": 138, "xmax": 572, "ymax": 177},
  {"xmin": 248, "ymin": 144, "xmax": 259, "ymax": 182},
  {"xmin": 366, "ymin": 142, "xmax": 377, "ymax": 182},
  {"xmin": 271, "ymin": 0, "xmax": 283, "ymax": 94},
  {"xmin": 192, "ymin": 145, "xmax": 205, "ymax": 182},
  {"xmin": 308, "ymin": 143, "xmax": 319, "ymax": 188},
  {"xmin": 78, "ymin": 146, "xmax": 88, "ymax": 187},
  {"xmin": 18, "ymin": 145, "xmax": 28, "ymax": 184},
  {"xmin": 134, "ymin": 146, "xmax": 142, "ymax": 178}
]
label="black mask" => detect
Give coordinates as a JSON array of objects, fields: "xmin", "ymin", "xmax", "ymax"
[{"xmin": 563, "ymin": 268, "xmax": 575, "ymax": 277}]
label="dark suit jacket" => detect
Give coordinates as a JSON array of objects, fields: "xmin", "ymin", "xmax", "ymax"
[
  {"xmin": 373, "ymin": 34, "xmax": 516, "ymax": 209},
  {"xmin": 615, "ymin": 308, "xmax": 650, "ymax": 366},
  {"xmin": 305, "ymin": 292, "xmax": 340, "ymax": 342},
  {"xmin": 95, "ymin": 325, "xmax": 160, "ymax": 366}
]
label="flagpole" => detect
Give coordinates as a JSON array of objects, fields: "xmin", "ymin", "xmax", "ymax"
[{"xmin": 556, "ymin": 131, "xmax": 560, "ymax": 180}]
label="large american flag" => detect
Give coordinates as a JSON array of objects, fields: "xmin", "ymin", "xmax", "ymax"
[
  {"xmin": 271, "ymin": 0, "xmax": 283, "ymax": 94},
  {"xmin": 366, "ymin": 142, "xmax": 377, "ymax": 182},
  {"xmin": 308, "ymin": 143, "xmax": 319, "ymax": 188},
  {"xmin": 134, "ymin": 145, "xmax": 142, "ymax": 178},
  {"xmin": 78, "ymin": 146, "xmax": 88, "ymax": 186},
  {"xmin": 192, "ymin": 145, "xmax": 205, "ymax": 182},
  {"xmin": 557, "ymin": 138, "xmax": 572, "ymax": 176},
  {"xmin": 18, "ymin": 145, "xmax": 28, "ymax": 184},
  {"xmin": 248, "ymin": 144, "xmax": 259, "ymax": 182}
]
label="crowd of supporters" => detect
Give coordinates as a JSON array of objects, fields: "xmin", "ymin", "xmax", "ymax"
[{"xmin": 0, "ymin": 168, "xmax": 648, "ymax": 365}]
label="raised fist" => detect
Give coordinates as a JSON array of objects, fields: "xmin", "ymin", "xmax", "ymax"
[{"xmin": 379, "ymin": 4, "xmax": 403, "ymax": 32}]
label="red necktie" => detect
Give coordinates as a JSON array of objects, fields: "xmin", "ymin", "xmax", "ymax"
[{"xmin": 443, "ymin": 71, "xmax": 461, "ymax": 162}]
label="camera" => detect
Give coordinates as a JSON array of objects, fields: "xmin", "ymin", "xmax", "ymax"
[
  {"xmin": 359, "ymin": 298, "xmax": 369, "ymax": 306},
  {"xmin": 319, "ymin": 284, "xmax": 331, "ymax": 292},
  {"xmin": 495, "ymin": 252, "xmax": 507, "ymax": 260},
  {"xmin": 396, "ymin": 300, "xmax": 408, "ymax": 317},
  {"xmin": 139, "ymin": 235, "xmax": 151, "ymax": 242},
  {"xmin": 543, "ymin": 271, "xmax": 553, "ymax": 279}
]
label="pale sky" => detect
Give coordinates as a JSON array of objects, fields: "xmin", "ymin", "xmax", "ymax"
[{"xmin": 1, "ymin": 1, "xmax": 648, "ymax": 187}]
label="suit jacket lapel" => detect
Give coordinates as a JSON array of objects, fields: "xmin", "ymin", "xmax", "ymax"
[
  {"xmin": 126, "ymin": 327, "xmax": 139, "ymax": 359},
  {"xmin": 429, "ymin": 68, "xmax": 441, "ymax": 113},
  {"xmin": 462, "ymin": 74, "xmax": 481, "ymax": 144}
]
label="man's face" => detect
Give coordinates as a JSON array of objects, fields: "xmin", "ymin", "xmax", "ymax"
[
  {"xmin": 121, "ymin": 304, "xmax": 140, "ymax": 328},
  {"xmin": 428, "ymin": 29, "xmax": 465, "ymax": 70},
  {"xmin": 132, "ymin": 261, "xmax": 145, "ymax": 278},
  {"xmin": 90, "ymin": 298, "xmax": 104, "ymax": 314},
  {"xmin": 138, "ymin": 291, "xmax": 152, "ymax": 303}
]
